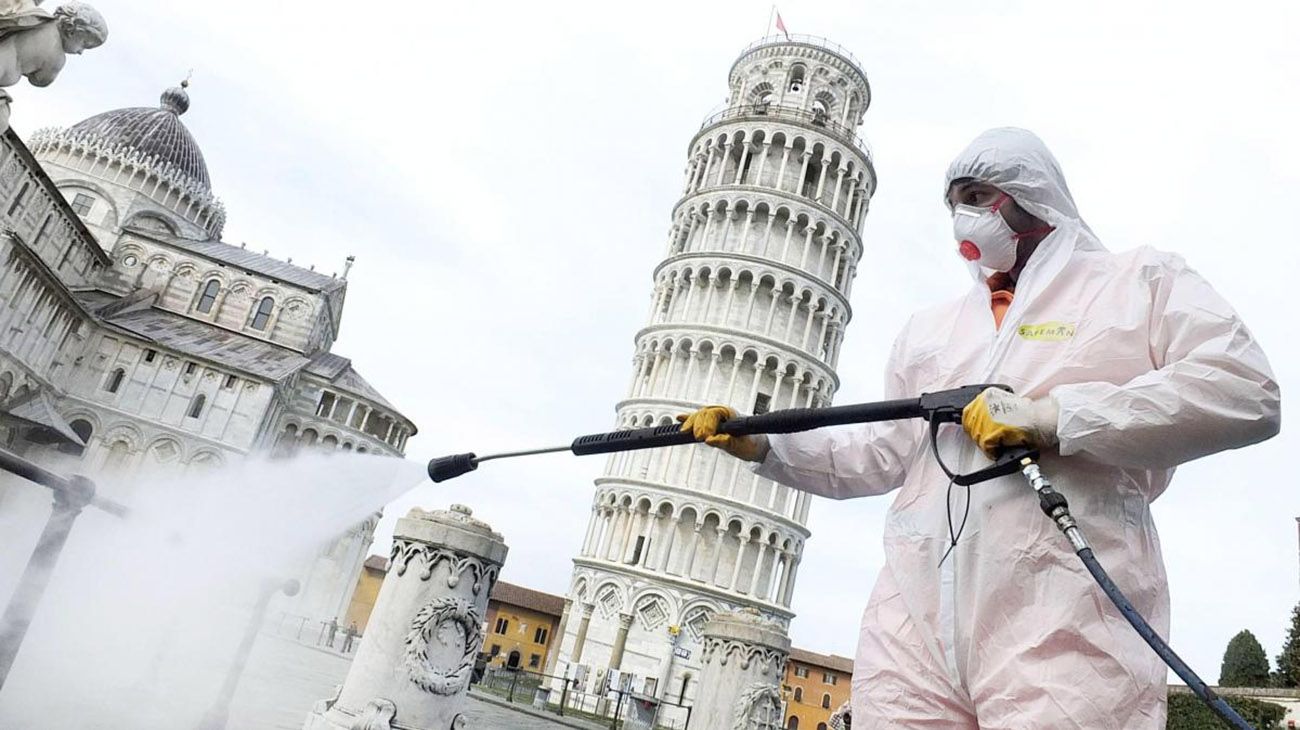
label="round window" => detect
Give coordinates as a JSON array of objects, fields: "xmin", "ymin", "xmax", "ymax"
[{"xmin": 122, "ymin": 255, "xmax": 138, "ymax": 267}]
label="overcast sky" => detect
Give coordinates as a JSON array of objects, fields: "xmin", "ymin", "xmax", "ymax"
[{"xmin": 15, "ymin": 0, "xmax": 1299, "ymax": 680}]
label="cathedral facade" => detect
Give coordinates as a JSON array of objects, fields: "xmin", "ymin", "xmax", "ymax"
[
  {"xmin": 551, "ymin": 34, "xmax": 874, "ymax": 714},
  {"xmin": 0, "ymin": 80, "xmax": 416, "ymax": 625}
]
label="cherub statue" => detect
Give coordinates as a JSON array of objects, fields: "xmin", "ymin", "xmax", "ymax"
[{"xmin": 0, "ymin": 0, "xmax": 108, "ymax": 132}]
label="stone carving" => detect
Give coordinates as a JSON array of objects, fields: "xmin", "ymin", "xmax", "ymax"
[
  {"xmin": 403, "ymin": 596, "xmax": 481, "ymax": 696},
  {"xmin": 390, "ymin": 539, "xmax": 499, "ymax": 596},
  {"xmin": 730, "ymin": 682, "xmax": 782, "ymax": 730},
  {"xmin": 702, "ymin": 636, "xmax": 787, "ymax": 674},
  {"xmin": 347, "ymin": 698, "xmax": 396, "ymax": 730},
  {"xmin": 0, "ymin": 1, "xmax": 108, "ymax": 132}
]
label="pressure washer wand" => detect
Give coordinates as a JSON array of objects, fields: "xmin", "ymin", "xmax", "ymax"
[{"xmin": 428, "ymin": 384, "xmax": 1005, "ymax": 483}]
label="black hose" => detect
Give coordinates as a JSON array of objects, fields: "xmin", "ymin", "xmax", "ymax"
[{"xmin": 1076, "ymin": 547, "xmax": 1254, "ymax": 730}]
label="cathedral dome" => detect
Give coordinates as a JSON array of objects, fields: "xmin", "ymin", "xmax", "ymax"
[{"xmin": 63, "ymin": 80, "xmax": 210, "ymax": 190}]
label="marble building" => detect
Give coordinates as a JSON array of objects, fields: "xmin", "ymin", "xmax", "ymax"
[
  {"xmin": 550, "ymin": 34, "xmax": 874, "ymax": 712},
  {"xmin": 0, "ymin": 80, "xmax": 416, "ymax": 625}
]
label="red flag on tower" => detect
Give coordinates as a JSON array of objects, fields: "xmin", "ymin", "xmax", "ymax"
[{"xmin": 775, "ymin": 10, "xmax": 790, "ymax": 39}]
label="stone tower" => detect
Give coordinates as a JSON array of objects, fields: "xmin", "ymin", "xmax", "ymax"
[{"xmin": 550, "ymin": 34, "xmax": 874, "ymax": 716}]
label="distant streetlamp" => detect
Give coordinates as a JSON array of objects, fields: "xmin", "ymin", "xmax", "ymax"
[{"xmin": 196, "ymin": 577, "xmax": 301, "ymax": 730}]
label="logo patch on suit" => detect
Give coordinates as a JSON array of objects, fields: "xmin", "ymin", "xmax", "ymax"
[{"xmin": 1017, "ymin": 322, "xmax": 1076, "ymax": 341}]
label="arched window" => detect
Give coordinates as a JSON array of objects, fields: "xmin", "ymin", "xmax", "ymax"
[
  {"xmin": 821, "ymin": 693, "xmax": 831, "ymax": 709},
  {"xmin": 59, "ymin": 418, "xmax": 94, "ymax": 456},
  {"xmin": 793, "ymin": 687, "xmax": 802, "ymax": 702},
  {"xmin": 105, "ymin": 368, "xmax": 125, "ymax": 393},
  {"xmin": 187, "ymin": 393, "xmax": 205, "ymax": 419},
  {"xmin": 103, "ymin": 441, "xmax": 131, "ymax": 472},
  {"xmin": 250, "ymin": 296, "xmax": 274, "ymax": 331},
  {"xmin": 786, "ymin": 717, "xmax": 798, "ymax": 730},
  {"xmin": 748, "ymin": 82, "xmax": 774, "ymax": 111},
  {"xmin": 788, "ymin": 65, "xmax": 806, "ymax": 93},
  {"xmin": 196, "ymin": 279, "xmax": 220, "ymax": 313},
  {"xmin": 274, "ymin": 424, "xmax": 298, "ymax": 458},
  {"xmin": 816, "ymin": 724, "xmax": 827, "ymax": 730}
]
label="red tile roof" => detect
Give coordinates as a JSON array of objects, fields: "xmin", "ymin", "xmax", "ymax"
[
  {"xmin": 489, "ymin": 580, "xmax": 566, "ymax": 617},
  {"xmin": 789, "ymin": 647, "xmax": 854, "ymax": 675}
]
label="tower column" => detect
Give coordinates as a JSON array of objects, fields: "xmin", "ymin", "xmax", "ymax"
[
  {"xmin": 607, "ymin": 612, "xmax": 634, "ymax": 673},
  {"xmin": 699, "ymin": 351, "xmax": 721, "ymax": 402},
  {"xmin": 638, "ymin": 513, "xmax": 659, "ymax": 568},
  {"xmin": 728, "ymin": 535, "xmax": 752, "ymax": 592},
  {"xmin": 831, "ymin": 166, "xmax": 847, "ymax": 211},
  {"xmin": 738, "ymin": 210, "xmax": 755, "ymax": 254},
  {"xmin": 571, "ymin": 602, "xmax": 595, "ymax": 664},
  {"xmin": 773, "ymin": 145, "xmax": 792, "ymax": 190},
  {"xmin": 733, "ymin": 142, "xmax": 751, "ymax": 184},
  {"xmin": 684, "ymin": 524, "xmax": 704, "ymax": 579},
  {"xmin": 543, "ymin": 598, "xmax": 574, "ymax": 678},
  {"xmin": 754, "ymin": 140, "xmax": 772, "ymax": 185},
  {"xmin": 814, "ymin": 157, "xmax": 831, "ymax": 201},
  {"xmin": 713, "ymin": 142, "xmax": 732, "ymax": 185},
  {"xmin": 749, "ymin": 540, "xmax": 770, "ymax": 596},
  {"xmin": 795, "ymin": 152, "xmax": 812, "ymax": 196},
  {"xmin": 781, "ymin": 554, "xmax": 803, "ymax": 605},
  {"xmin": 658, "ymin": 515, "xmax": 681, "ymax": 572},
  {"xmin": 709, "ymin": 527, "xmax": 728, "ymax": 585}
]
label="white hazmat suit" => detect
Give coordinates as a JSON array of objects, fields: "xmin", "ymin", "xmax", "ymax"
[{"xmin": 754, "ymin": 128, "xmax": 1281, "ymax": 728}]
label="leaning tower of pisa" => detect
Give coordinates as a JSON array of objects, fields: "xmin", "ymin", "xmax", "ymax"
[{"xmin": 550, "ymin": 34, "xmax": 874, "ymax": 712}]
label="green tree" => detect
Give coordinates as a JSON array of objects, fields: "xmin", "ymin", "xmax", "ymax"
[
  {"xmin": 1218, "ymin": 630, "xmax": 1270, "ymax": 687},
  {"xmin": 1276, "ymin": 601, "xmax": 1300, "ymax": 688}
]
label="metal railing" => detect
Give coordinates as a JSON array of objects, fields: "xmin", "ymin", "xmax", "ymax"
[
  {"xmin": 697, "ymin": 104, "xmax": 873, "ymax": 161},
  {"xmin": 732, "ymin": 34, "xmax": 868, "ymax": 79},
  {"xmin": 471, "ymin": 665, "xmax": 694, "ymax": 729}
]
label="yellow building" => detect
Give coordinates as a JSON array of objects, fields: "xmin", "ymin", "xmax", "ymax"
[
  {"xmin": 782, "ymin": 647, "xmax": 853, "ymax": 730},
  {"xmin": 482, "ymin": 581, "xmax": 565, "ymax": 672},
  {"xmin": 343, "ymin": 555, "xmax": 388, "ymax": 633}
]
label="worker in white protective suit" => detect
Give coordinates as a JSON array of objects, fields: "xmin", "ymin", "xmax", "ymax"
[{"xmin": 678, "ymin": 128, "xmax": 1281, "ymax": 728}]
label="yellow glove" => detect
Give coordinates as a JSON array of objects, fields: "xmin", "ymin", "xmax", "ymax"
[
  {"xmin": 961, "ymin": 387, "xmax": 1060, "ymax": 458},
  {"xmin": 677, "ymin": 405, "xmax": 769, "ymax": 462}
]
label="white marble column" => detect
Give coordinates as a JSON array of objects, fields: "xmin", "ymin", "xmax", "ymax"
[{"xmin": 305, "ymin": 505, "xmax": 506, "ymax": 730}]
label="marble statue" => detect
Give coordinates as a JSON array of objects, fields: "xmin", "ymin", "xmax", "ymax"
[{"xmin": 0, "ymin": 0, "xmax": 108, "ymax": 131}]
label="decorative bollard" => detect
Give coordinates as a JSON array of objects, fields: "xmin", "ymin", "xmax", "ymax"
[
  {"xmin": 304, "ymin": 505, "xmax": 507, "ymax": 730},
  {"xmin": 693, "ymin": 609, "xmax": 790, "ymax": 730}
]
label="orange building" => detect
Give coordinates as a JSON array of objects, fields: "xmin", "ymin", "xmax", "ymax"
[
  {"xmin": 343, "ymin": 555, "xmax": 388, "ymax": 633},
  {"xmin": 482, "ymin": 581, "xmax": 565, "ymax": 672},
  {"xmin": 782, "ymin": 647, "xmax": 853, "ymax": 730}
]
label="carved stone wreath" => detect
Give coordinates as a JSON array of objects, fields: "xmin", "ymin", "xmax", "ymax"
[
  {"xmin": 731, "ymin": 682, "xmax": 783, "ymax": 730},
  {"xmin": 403, "ymin": 596, "xmax": 482, "ymax": 696}
]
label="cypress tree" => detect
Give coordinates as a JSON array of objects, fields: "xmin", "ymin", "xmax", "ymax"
[
  {"xmin": 1219, "ymin": 629, "xmax": 1270, "ymax": 687},
  {"xmin": 1276, "ymin": 602, "xmax": 1300, "ymax": 688}
]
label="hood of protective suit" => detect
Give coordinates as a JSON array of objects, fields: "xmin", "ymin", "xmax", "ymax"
[
  {"xmin": 945, "ymin": 128, "xmax": 1105, "ymax": 265},
  {"xmin": 943, "ymin": 128, "xmax": 1105, "ymax": 293}
]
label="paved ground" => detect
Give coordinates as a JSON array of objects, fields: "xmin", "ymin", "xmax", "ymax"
[
  {"xmin": 227, "ymin": 629, "xmax": 583, "ymax": 730},
  {"xmin": 0, "ymin": 625, "xmax": 590, "ymax": 729}
]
